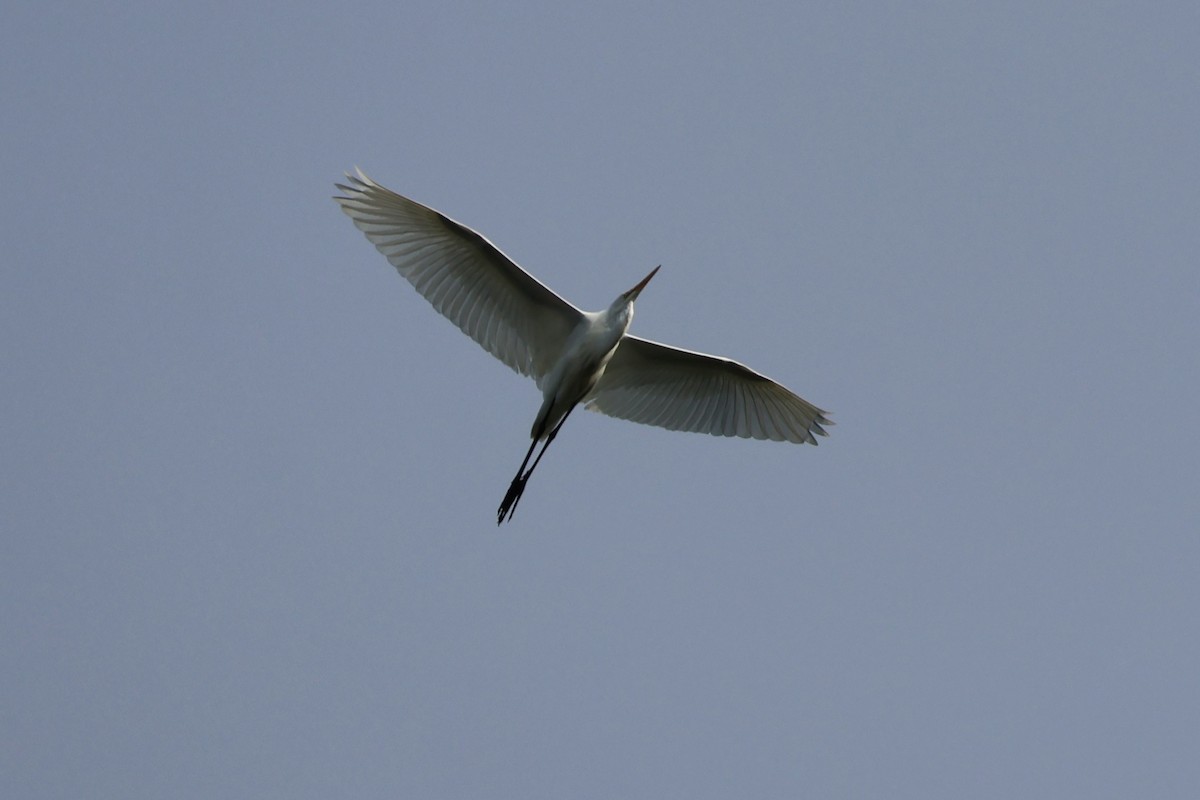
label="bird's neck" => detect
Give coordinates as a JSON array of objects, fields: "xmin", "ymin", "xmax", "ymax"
[{"xmin": 605, "ymin": 300, "xmax": 634, "ymax": 330}]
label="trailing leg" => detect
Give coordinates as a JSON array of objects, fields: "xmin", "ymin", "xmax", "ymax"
[{"xmin": 496, "ymin": 406, "xmax": 575, "ymax": 525}]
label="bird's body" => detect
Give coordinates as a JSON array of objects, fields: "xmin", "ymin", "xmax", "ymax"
[
  {"xmin": 533, "ymin": 286, "xmax": 644, "ymax": 439},
  {"xmin": 335, "ymin": 170, "xmax": 830, "ymax": 523}
]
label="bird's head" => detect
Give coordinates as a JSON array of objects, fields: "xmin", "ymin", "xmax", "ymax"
[
  {"xmin": 619, "ymin": 265, "xmax": 660, "ymax": 304},
  {"xmin": 606, "ymin": 265, "xmax": 659, "ymax": 328}
]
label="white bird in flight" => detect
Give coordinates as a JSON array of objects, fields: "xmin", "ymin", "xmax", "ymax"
[{"xmin": 335, "ymin": 170, "xmax": 831, "ymax": 524}]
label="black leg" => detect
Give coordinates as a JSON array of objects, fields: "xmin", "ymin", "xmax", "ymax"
[
  {"xmin": 497, "ymin": 436, "xmax": 539, "ymax": 525},
  {"xmin": 496, "ymin": 406, "xmax": 575, "ymax": 525}
]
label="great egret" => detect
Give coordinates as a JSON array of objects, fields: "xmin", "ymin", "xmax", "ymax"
[{"xmin": 335, "ymin": 170, "xmax": 831, "ymax": 524}]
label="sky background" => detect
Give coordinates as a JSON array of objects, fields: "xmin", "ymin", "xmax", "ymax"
[{"xmin": 3, "ymin": 2, "xmax": 1198, "ymax": 798}]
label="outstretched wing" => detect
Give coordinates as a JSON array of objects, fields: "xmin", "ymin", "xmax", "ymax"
[
  {"xmin": 335, "ymin": 170, "xmax": 582, "ymax": 385},
  {"xmin": 586, "ymin": 335, "xmax": 831, "ymax": 444}
]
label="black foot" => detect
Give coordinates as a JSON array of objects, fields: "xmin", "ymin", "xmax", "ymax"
[{"xmin": 497, "ymin": 474, "xmax": 527, "ymax": 525}]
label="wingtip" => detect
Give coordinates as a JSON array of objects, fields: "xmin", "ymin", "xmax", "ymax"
[{"xmin": 333, "ymin": 167, "xmax": 376, "ymax": 204}]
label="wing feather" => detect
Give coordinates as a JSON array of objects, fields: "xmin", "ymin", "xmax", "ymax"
[
  {"xmin": 335, "ymin": 170, "xmax": 582, "ymax": 384},
  {"xmin": 586, "ymin": 335, "xmax": 831, "ymax": 445}
]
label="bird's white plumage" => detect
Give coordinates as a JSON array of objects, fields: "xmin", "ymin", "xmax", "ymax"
[
  {"xmin": 335, "ymin": 169, "xmax": 829, "ymax": 521},
  {"xmin": 336, "ymin": 170, "xmax": 582, "ymax": 387},
  {"xmin": 585, "ymin": 335, "xmax": 828, "ymax": 444}
]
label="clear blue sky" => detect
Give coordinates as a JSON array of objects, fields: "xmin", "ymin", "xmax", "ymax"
[{"xmin": 4, "ymin": 2, "xmax": 1197, "ymax": 798}]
